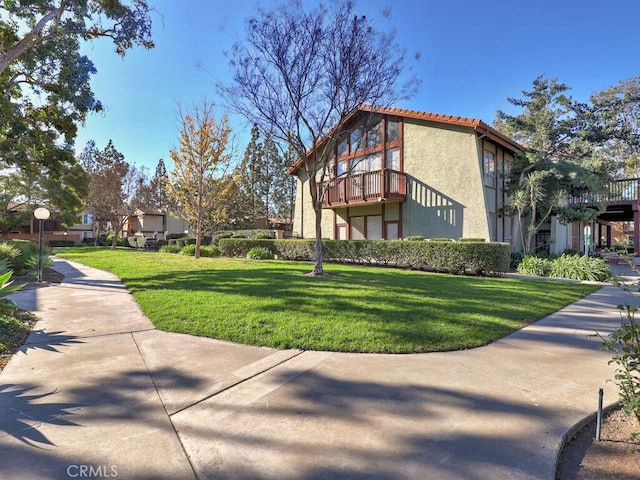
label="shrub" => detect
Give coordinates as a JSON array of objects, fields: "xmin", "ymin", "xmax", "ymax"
[
  {"xmin": 0, "ymin": 259, "xmax": 24, "ymax": 311},
  {"xmin": 549, "ymin": 254, "xmax": 610, "ymax": 282},
  {"xmin": 159, "ymin": 244, "xmax": 180, "ymax": 253},
  {"xmin": 459, "ymin": 238, "xmax": 485, "ymax": 242},
  {"xmin": 247, "ymin": 247, "xmax": 274, "ymax": 260},
  {"xmin": 218, "ymin": 238, "xmax": 510, "ymax": 274},
  {"xmin": 179, "ymin": 244, "xmax": 197, "ymax": 256},
  {"xmin": 404, "ymin": 236, "xmax": 424, "ymax": 241},
  {"xmin": 252, "ymin": 232, "xmax": 272, "ymax": 239},
  {"xmin": 510, "ymin": 252, "xmax": 525, "ymax": 271},
  {"xmin": 231, "ymin": 233, "xmax": 247, "ymax": 239},
  {"xmin": 0, "ymin": 243, "xmax": 23, "ymax": 271},
  {"xmin": 199, "ymin": 245, "xmax": 221, "ymax": 257},
  {"xmin": 429, "ymin": 238, "xmax": 454, "ymax": 241},
  {"xmin": 48, "ymin": 240, "xmax": 75, "ymax": 247},
  {"xmin": 166, "ymin": 233, "xmax": 187, "ymax": 240},
  {"xmin": 598, "ymin": 304, "xmax": 640, "ymax": 424},
  {"xmin": 218, "ymin": 239, "xmax": 277, "ymax": 257},
  {"xmin": 517, "ymin": 255, "xmax": 552, "ymax": 277},
  {"xmin": 212, "ymin": 233, "xmax": 233, "ymax": 245},
  {"xmin": 126, "ymin": 236, "xmax": 146, "ymax": 249}
]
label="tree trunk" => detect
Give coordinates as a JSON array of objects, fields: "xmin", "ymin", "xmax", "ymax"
[{"xmin": 312, "ymin": 203, "xmax": 324, "ymax": 275}]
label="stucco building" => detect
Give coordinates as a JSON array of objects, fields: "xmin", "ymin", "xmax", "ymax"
[{"xmin": 289, "ymin": 106, "xmax": 523, "ymax": 245}]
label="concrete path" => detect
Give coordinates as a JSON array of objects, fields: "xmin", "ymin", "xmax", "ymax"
[{"xmin": 0, "ymin": 257, "xmax": 635, "ymax": 479}]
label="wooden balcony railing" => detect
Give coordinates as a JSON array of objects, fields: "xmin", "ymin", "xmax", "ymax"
[
  {"xmin": 322, "ymin": 169, "xmax": 407, "ymax": 208},
  {"xmin": 570, "ymin": 178, "xmax": 640, "ymax": 205}
]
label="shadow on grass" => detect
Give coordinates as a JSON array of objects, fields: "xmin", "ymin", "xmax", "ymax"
[{"xmin": 117, "ymin": 264, "xmax": 600, "ymax": 352}]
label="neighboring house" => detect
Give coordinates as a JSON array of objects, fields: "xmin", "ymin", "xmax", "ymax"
[
  {"xmin": 124, "ymin": 208, "xmax": 190, "ymax": 240},
  {"xmin": 66, "ymin": 208, "xmax": 191, "ymax": 243},
  {"xmin": 288, "ymin": 106, "xmax": 523, "ymax": 246},
  {"xmin": 255, "ymin": 217, "xmax": 293, "ymax": 238}
]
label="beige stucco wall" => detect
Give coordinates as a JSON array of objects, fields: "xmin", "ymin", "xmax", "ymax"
[
  {"xmin": 292, "ymin": 169, "xmax": 334, "ymax": 239},
  {"xmin": 402, "ymin": 119, "xmax": 490, "ymax": 240},
  {"xmin": 291, "ymin": 118, "xmax": 514, "ymax": 242}
]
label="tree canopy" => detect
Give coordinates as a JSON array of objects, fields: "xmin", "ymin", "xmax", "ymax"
[
  {"xmin": 221, "ymin": 0, "xmax": 416, "ymax": 274},
  {"xmin": 494, "ymin": 75, "xmax": 611, "ymax": 251},
  {"xmin": 166, "ymin": 100, "xmax": 236, "ymax": 258},
  {"xmin": 0, "ymin": 0, "xmax": 155, "ymax": 224}
]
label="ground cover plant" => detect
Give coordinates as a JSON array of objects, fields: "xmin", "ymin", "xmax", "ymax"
[{"xmin": 56, "ymin": 248, "xmax": 600, "ymax": 353}]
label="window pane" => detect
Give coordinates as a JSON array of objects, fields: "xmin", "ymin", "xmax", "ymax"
[
  {"xmin": 337, "ymin": 160, "xmax": 347, "ymax": 176},
  {"xmin": 365, "ymin": 121, "xmax": 382, "ymax": 148},
  {"xmin": 351, "ymin": 216, "xmax": 365, "ymax": 240},
  {"xmin": 386, "ymin": 148, "xmax": 400, "ymax": 170},
  {"xmin": 367, "ymin": 216, "xmax": 382, "ymax": 240},
  {"xmin": 483, "ymin": 150, "xmax": 496, "ymax": 188},
  {"xmin": 386, "ymin": 222, "xmax": 399, "ymax": 240},
  {"xmin": 386, "ymin": 120, "xmax": 399, "ymax": 142},
  {"xmin": 337, "ymin": 138, "xmax": 347, "ymax": 156},
  {"xmin": 368, "ymin": 153, "xmax": 382, "ymax": 171},
  {"xmin": 350, "ymin": 156, "xmax": 365, "ymax": 174},
  {"xmin": 350, "ymin": 129, "xmax": 362, "ymax": 153}
]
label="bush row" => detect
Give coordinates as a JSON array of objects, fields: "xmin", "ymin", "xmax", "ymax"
[
  {"xmin": 516, "ymin": 254, "xmax": 610, "ymax": 281},
  {"xmin": 217, "ymin": 239, "xmax": 510, "ymax": 275}
]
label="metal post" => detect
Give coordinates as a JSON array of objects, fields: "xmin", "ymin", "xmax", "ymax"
[
  {"xmin": 38, "ymin": 218, "xmax": 44, "ymax": 282},
  {"xmin": 596, "ymin": 388, "xmax": 603, "ymax": 441}
]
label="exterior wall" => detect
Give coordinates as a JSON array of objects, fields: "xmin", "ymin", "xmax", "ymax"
[
  {"xmin": 292, "ymin": 170, "xmax": 334, "ymax": 239},
  {"xmin": 402, "ymin": 120, "xmax": 489, "ymax": 240},
  {"xmin": 130, "ymin": 214, "xmax": 165, "ymax": 237},
  {"xmin": 550, "ymin": 217, "xmax": 572, "ymax": 254}
]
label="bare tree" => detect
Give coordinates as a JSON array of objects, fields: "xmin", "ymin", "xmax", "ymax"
[
  {"xmin": 82, "ymin": 140, "xmax": 145, "ymax": 249},
  {"xmin": 166, "ymin": 100, "xmax": 235, "ymax": 259},
  {"xmin": 219, "ymin": 0, "xmax": 416, "ymax": 275}
]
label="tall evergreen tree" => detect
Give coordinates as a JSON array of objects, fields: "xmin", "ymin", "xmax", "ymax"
[{"xmin": 494, "ymin": 75, "xmax": 608, "ymax": 251}]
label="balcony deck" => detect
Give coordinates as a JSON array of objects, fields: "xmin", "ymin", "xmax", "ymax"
[
  {"xmin": 322, "ymin": 169, "xmax": 407, "ymax": 208},
  {"xmin": 570, "ymin": 178, "xmax": 640, "ymax": 206}
]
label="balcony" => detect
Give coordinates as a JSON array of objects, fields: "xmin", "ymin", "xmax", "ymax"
[
  {"xmin": 322, "ymin": 169, "xmax": 407, "ymax": 208},
  {"xmin": 570, "ymin": 178, "xmax": 640, "ymax": 205}
]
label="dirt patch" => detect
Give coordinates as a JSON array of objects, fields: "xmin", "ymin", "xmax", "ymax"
[{"xmin": 557, "ymin": 407, "xmax": 640, "ymax": 479}]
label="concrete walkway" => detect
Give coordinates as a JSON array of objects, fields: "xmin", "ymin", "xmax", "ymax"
[{"xmin": 0, "ymin": 257, "xmax": 636, "ymax": 479}]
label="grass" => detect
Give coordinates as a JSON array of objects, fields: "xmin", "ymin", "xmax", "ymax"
[{"xmin": 55, "ymin": 247, "xmax": 601, "ymax": 353}]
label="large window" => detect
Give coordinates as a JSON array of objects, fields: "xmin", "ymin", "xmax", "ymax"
[
  {"xmin": 483, "ymin": 149, "xmax": 496, "ymax": 188},
  {"xmin": 335, "ymin": 116, "xmax": 402, "ymax": 176}
]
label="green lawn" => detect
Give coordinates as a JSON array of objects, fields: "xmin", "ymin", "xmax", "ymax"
[{"xmin": 55, "ymin": 248, "xmax": 601, "ymax": 353}]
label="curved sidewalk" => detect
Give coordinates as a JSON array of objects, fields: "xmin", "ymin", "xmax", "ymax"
[{"xmin": 0, "ymin": 258, "xmax": 634, "ymax": 479}]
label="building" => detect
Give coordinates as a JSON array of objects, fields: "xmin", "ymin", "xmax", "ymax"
[{"xmin": 289, "ymin": 106, "xmax": 523, "ymax": 245}]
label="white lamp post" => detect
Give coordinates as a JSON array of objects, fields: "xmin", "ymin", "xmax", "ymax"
[{"xmin": 34, "ymin": 207, "xmax": 50, "ymax": 282}]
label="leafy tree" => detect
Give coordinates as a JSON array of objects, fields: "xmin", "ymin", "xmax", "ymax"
[
  {"xmin": 0, "ymin": 148, "xmax": 86, "ymax": 235},
  {"xmin": 220, "ymin": 0, "xmax": 416, "ymax": 275},
  {"xmin": 166, "ymin": 100, "xmax": 236, "ymax": 259},
  {"xmin": 587, "ymin": 76, "xmax": 640, "ymax": 178},
  {"xmin": 82, "ymin": 140, "xmax": 144, "ymax": 249},
  {"xmin": 494, "ymin": 75, "xmax": 608, "ymax": 252},
  {"xmin": 0, "ymin": 0, "xmax": 154, "ymax": 174}
]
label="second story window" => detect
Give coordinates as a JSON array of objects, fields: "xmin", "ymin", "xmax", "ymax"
[{"xmin": 483, "ymin": 149, "xmax": 496, "ymax": 188}]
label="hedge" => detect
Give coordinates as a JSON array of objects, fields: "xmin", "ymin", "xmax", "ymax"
[
  {"xmin": 48, "ymin": 240, "xmax": 75, "ymax": 247},
  {"xmin": 218, "ymin": 239, "xmax": 510, "ymax": 275}
]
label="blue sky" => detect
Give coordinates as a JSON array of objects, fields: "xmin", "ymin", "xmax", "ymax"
[{"xmin": 75, "ymin": 0, "xmax": 640, "ymax": 173}]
